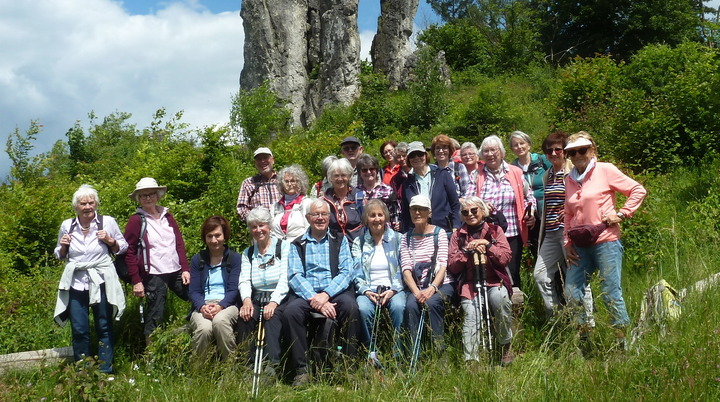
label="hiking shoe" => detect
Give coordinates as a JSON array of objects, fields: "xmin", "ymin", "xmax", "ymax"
[
  {"xmin": 613, "ymin": 328, "xmax": 627, "ymax": 352},
  {"xmin": 500, "ymin": 344, "xmax": 515, "ymax": 366},
  {"xmin": 292, "ymin": 372, "xmax": 310, "ymax": 388}
]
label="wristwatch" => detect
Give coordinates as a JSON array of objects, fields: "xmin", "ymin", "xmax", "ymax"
[
  {"xmin": 617, "ymin": 211, "xmax": 626, "ymax": 221},
  {"xmin": 429, "ymin": 284, "xmax": 439, "ymax": 292}
]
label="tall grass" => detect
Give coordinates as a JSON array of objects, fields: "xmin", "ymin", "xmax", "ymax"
[{"xmin": 2, "ymin": 165, "xmax": 720, "ymax": 400}]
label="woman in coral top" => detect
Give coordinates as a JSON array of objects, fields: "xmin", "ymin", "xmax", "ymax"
[{"xmin": 563, "ymin": 131, "xmax": 647, "ymax": 348}]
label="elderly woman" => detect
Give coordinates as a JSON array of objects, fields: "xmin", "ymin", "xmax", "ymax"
[
  {"xmin": 351, "ymin": 199, "xmax": 405, "ymax": 354},
  {"xmin": 475, "ymin": 135, "xmax": 536, "ymax": 292},
  {"xmin": 356, "ymin": 153, "xmax": 400, "ymax": 228},
  {"xmin": 460, "ymin": 142, "xmax": 482, "ymax": 181},
  {"xmin": 272, "ymin": 164, "xmax": 313, "ymax": 242},
  {"xmin": 322, "ymin": 157, "xmax": 364, "ymax": 242},
  {"xmin": 402, "ymin": 195, "xmax": 454, "ymax": 352},
  {"xmin": 448, "ymin": 197, "xmax": 514, "ymax": 365},
  {"xmin": 380, "ymin": 140, "xmax": 399, "ymax": 185},
  {"xmin": 313, "ymin": 155, "xmax": 338, "ymax": 198},
  {"xmin": 533, "ymin": 132, "xmax": 595, "ymax": 321},
  {"xmin": 188, "ymin": 215, "xmax": 240, "ymax": 361},
  {"xmin": 431, "ymin": 134, "xmax": 473, "ymax": 199},
  {"xmin": 53, "ymin": 184, "xmax": 128, "ymax": 373},
  {"xmin": 124, "ymin": 177, "xmax": 190, "ymax": 345},
  {"xmin": 509, "ymin": 131, "xmax": 551, "ymax": 257},
  {"xmin": 564, "ymin": 132, "xmax": 647, "ymax": 347},
  {"xmin": 237, "ymin": 207, "xmax": 289, "ymax": 379},
  {"xmin": 400, "ymin": 141, "xmax": 461, "ymax": 235}
]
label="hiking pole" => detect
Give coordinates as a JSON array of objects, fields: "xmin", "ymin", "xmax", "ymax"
[
  {"xmin": 408, "ymin": 304, "xmax": 426, "ymax": 376},
  {"xmin": 368, "ymin": 285, "xmax": 389, "ymax": 370},
  {"xmin": 251, "ymin": 292, "xmax": 270, "ymax": 399},
  {"xmin": 471, "ymin": 251, "xmax": 487, "ymax": 352},
  {"xmin": 473, "ymin": 251, "xmax": 493, "ymax": 352}
]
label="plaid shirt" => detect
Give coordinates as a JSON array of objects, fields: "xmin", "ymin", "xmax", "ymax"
[
  {"xmin": 288, "ymin": 230, "xmax": 355, "ymax": 300},
  {"xmin": 439, "ymin": 161, "xmax": 474, "ymax": 198},
  {"xmin": 479, "ymin": 164, "xmax": 523, "ymax": 237},
  {"xmin": 236, "ymin": 172, "xmax": 281, "ymax": 221}
]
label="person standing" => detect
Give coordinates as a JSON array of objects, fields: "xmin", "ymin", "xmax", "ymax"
[
  {"xmin": 54, "ymin": 184, "xmax": 127, "ymax": 373},
  {"xmin": 236, "ymin": 147, "xmax": 282, "ymax": 221},
  {"xmin": 340, "ymin": 136, "xmax": 364, "ymax": 187}
]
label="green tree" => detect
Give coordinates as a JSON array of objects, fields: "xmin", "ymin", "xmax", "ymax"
[
  {"xmin": 5, "ymin": 121, "xmax": 43, "ymax": 183},
  {"xmin": 229, "ymin": 81, "xmax": 291, "ymax": 151}
]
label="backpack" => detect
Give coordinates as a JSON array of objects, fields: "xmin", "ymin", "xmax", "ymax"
[
  {"xmin": 117, "ymin": 212, "xmax": 147, "ymax": 283},
  {"xmin": 629, "ymin": 279, "xmax": 682, "ymax": 349},
  {"xmin": 405, "ymin": 226, "xmax": 441, "ymax": 288},
  {"xmin": 69, "ymin": 214, "xmax": 143, "ymax": 284}
]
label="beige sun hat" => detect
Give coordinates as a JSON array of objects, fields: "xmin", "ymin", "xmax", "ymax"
[
  {"xmin": 129, "ymin": 177, "xmax": 167, "ymax": 200},
  {"xmin": 409, "ymin": 194, "xmax": 432, "ymax": 211}
]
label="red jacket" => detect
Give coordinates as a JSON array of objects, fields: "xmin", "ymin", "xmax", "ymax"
[{"xmin": 124, "ymin": 210, "xmax": 189, "ymax": 285}]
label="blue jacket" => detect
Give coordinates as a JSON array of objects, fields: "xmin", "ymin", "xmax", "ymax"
[
  {"xmin": 188, "ymin": 246, "xmax": 241, "ymax": 312},
  {"xmin": 400, "ymin": 164, "xmax": 461, "ymax": 233},
  {"xmin": 350, "ymin": 227, "xmax": 405, "ymax": 295}
]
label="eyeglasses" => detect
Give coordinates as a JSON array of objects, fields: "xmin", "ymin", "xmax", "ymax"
[
  {"xmin": 139, "ymin": 193, "xmax": 157, "ymax": 199},
  {"xmin": 461, "ymin": 207, "xmax": 479, "ymax": 216},
  {"xmin": 460, "ymin": 153, "xmax": 477, "ymax": 159},
  {"xmin": 342, "ymin": 145, "xmax": 359, "ymax": 152},
  {"xmin": 258, "ymin": 256, "xmax": 275, "ymax": 270},
  {"xmin": 283, "ymin": 178, "xmax": 298, "ymax": 184},
  {"xmin": 309, "ymin": 212, "xmax": 330, "ymax": 218},
  {"xmin": 544, "ymin": 147, "xmax": 564, "ymax": 155},
  {"xmin": 383, "ymin": 149, "xmax": 395, "ymax": 156},
  {"xmin": 482, "ymin": 148, "xmax": 499, "ymax": 156},
  {"xmin": 408, "ymin": 152, "xmax": 425, "ymax": 159},
  {"xmin": 395, "ymin": 153, "xmax": 407, "ymax": 159},
  {"xmin": 360, "ymin": 168, "xmax": 377, "ymax": 173},
  {"xmin": 566, "ymin": 147, "xmax": 590, "ymax": 157},
  {"xmin": 433, "ymin": 146, "xmax": 450, "ymax": 153}
]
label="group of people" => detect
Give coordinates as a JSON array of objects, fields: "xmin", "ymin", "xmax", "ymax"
[{"xmin": 52, "ymin": 131, "xmax": 646, "ymax": 386}]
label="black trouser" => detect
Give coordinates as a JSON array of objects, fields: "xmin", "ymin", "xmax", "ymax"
[
  {"xmin": 144, "ymin": 271, "xmax": 188, "ymax": 336},
  {"xmin": 282, "ymin": 289, "xmax": 359, "ymax": 374},
  {"xmin": 506, "ymin": 235, "xmax": 523, "ymax": 290},
  {"xmin": 236, "ymin": 300, "xmax": 286, "ymax": 365}
]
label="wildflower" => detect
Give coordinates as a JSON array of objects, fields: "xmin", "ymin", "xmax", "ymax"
[
  {"xmin": 133, "ymin": 364, "xmax": 139, "ymax": 371},
  {"xmin": 128, "ymin": 378, "xmax": 136, "ymax": 385}
]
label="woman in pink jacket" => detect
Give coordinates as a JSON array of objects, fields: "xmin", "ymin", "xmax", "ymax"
[{"xmin": 563, "ymin": 132, "xmax": 647, "ymax": 348}]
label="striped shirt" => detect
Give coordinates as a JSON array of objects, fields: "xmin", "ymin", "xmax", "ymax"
[
  {"xmin": 544, "ymin": 167, "xmax": 566, "ymax": 232},
  {"xmin": 239, "ymin": 238, "xmax": 289, "ymax": 305},
  {"xmin": 400, "ymin": 228, "xmax": 452, "ymax": 285},
  {"xmin": 288, "ymin": 231, "xmax": 355, "ymax": 300}
]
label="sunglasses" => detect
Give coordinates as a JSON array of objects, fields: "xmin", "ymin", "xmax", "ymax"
[
  {"xmin": 544, "ymin": 147, "xmax": 564, "ymax": 155},
  {"xmin": 342, "ymin": 145, "xmax": 359, "ymax": 152},
  {"xmin": 360, "ymin": 168, "xmax": 377, "ymax": 173},
  {"xmin": 566, "ymin": 147, "xmax": 590, "ymax": 157},
  {"xmin": 461, "ymin": 207, "xmax": 479, "ymax": 216}
]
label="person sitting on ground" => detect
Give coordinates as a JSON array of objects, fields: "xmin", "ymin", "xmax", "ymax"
[
  {"xmin": 351, "ymin": 199, "xmax": 406, "ymax": 356},
  {"xmin": 271, "ymin": 164, "xmax": 313, "ymax": 242},
  {"xmin": 54, "ymin": 184, "xmax": 128, "ymax": 374},
  {"xmin": 237, "ymin": 207, "xmax": 289, "ymax": 381},
  {"xmin": 448, "ymin": 197, "xmax": 514, "ymax": 365},
  {"xmin": 401, "ymin": 195, "xmax": 454, "ymax": 353},
  {"xmin": 187, "ymin": 215, "xmax": 240, "ymax": 362},
  {"xmin": 282, "ymin": 199, "xmax": 359, "ymax": 387}
]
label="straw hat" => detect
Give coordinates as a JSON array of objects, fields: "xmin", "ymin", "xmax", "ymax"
[{"xmin": 129, "ymin": 177, "xmax": 167, "ymax": 200}]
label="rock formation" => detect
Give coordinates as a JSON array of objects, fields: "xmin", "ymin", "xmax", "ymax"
[
  {"xmin": 371, "ymin": 0, "xmax": 419, "ymax": 89},
  {"xmin": 240, "ymin": 0, "xmax": 418, "ymax": 128}
]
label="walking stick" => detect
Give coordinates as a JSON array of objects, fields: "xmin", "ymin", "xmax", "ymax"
[
  {"xmin": 251, "ymin": 292, "xmax": 271, "ymax": 398},
  {"xmin": 473, "ymin": 251, "xmax": 493, "ymax": 352},
  {"xmin": 408, "ymin": 268, "xmax": 436, "ymax": 376},
  {"xmin": 368, "ymin": 285, "xmax": 389, "ymax": 370}
]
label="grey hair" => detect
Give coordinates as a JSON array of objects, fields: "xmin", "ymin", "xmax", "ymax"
[
  {"xmin": 460, "ymin": 142, "xmax": 478, "ymax": 154},
  {"xmin": 277, "ymin": 164, "xmax": 309, "ymax": 195},
  {"xmin": 320, "ymin": 155, "xmax": 338, "ymax": 176},
  {"xmin": 72, "ymin": 184, "xmax": 99, "ymax": 210},
  {"xmin": 361, "ymin": 199, "xmax": 390, "ymax": 227},
  {"xmin": 356, "ymin": 153, "xmax": 380, "ymax": 170},
  {"xmin": 246, "ymin": 206, "xmax": 273, "ymax": 226},
  {"xmin": 451, "ymin": 138, "xmax": 461, "ymax": 150},
  {"xmin": 480, "ymin": 135, "xmax": 506, "ymax": 159},
  {"xmin": 305, "ymin": 198, "xmax": 329, "ymax": 216},
  {"xmin": 327, "ymin": 158, "xmax": 354, "ymax": 181},
  {"xmin": 460, "ymin": 196, "xmax": 490, "ymax": 218},
  {"xmin": 395, "ymin": 142, "xmax": 409, "ymax": 155},
  {"xmin": 509, "ymin": 130, "xmax": 532, "ymax": 147}
]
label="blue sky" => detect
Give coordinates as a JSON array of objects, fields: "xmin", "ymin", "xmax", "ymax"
[{"xmin": 0, "ymin": 0, "xmax": 439, "ymax": 179}]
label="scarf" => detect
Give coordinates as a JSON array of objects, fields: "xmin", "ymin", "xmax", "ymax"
[
  {"xmin": 569, "ymin": 158, "xmax": 597, "ymax": 185},
  {"xmin": 279, "ymin": 194, "xmax": 303, "ymax": 234}
]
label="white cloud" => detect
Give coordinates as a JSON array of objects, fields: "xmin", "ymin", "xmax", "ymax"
[{"xmin": 0, "ymin": 0, "xmax": 243, "ymax": 178}]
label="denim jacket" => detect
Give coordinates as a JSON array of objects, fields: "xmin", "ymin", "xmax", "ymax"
[{"xmin": 350, "ymin": 228, "xmax": 405, "ymax": 295}]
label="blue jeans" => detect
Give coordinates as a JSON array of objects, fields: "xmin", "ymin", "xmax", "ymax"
[
  {"xmin": 357, "ymin": 291, "xmax": 406, "ymax": 355},
  {"xmin": 69, "ymin": 285, "xmax": 114, "ymax": 373},
  {"xmin": 565, "ymin": 240, "xmax": 629, "ymax": 328}
]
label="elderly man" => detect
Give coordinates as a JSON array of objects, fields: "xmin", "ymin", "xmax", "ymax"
[
  {"xmin": 340, "ymin": 136, "xmax": 363, "ymax": 187},
  {"xmin": 236, "ymin": 147, "xmax": 282, "ymax": 221},
  {"xmin": 282, "ymin": 199, "xmax": 359, "ymax": 387}
]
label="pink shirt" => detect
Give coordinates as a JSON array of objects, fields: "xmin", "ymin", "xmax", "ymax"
[
  {"xmin": 141, "ymin": 207, "xmax": 182, "ymax": 275},
  {"xmin": 564, "ymin": 162, "xmax": 647, "ymax": 245}
]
